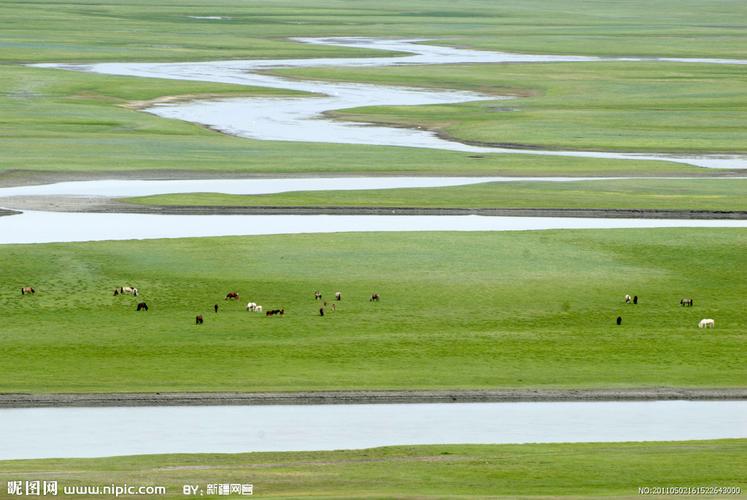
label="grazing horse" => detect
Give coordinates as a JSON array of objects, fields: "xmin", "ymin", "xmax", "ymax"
[
  {"xmin": 370, "ymin": 293, "xmax": 380, "ymax": 302},
  {"xmin": 633, "ymin": 295, "xmax": 638, "ymax": 305},
  {"xmin": 625, "ymin": 294, "xmax": 631, "ymax": 304},
  {"xmin": 136, "ymin": 302, "xmax": 148, "ymax": 311},
  {"xmin": 214, "ymin": 304, "xmax": 219, "ymax": 313},
  {"xmin": 120, "ymin": 286, "xmax": 138, "ymax": 297},
  {"xmin": 246, "ymin": 302, "xmax": 257, "ymax": 311},
  {"xmin": 225, "ymin": 291, "xmax": 240, "ymax": 301},
  {"xmin": 698, "ymin": 318, "xmax": 715, "ymax": 329},
  {"xmin": 314, "ymin": 291, "xmax": 322, "ymax": 300},
  {"xmin": 196, "ymin": 315, "xmax": 204, "ymax": 325},
  {"xmin": 255, "ymin": 305, "xmax": 263, "ymax": 313},
  {"xmin": 266, "ymin": 308, "xmax": 285, "ymax": 316},
  {"xmin": 616, "ymin": 316, "xmax": 622, "ymax": 325},
  {"xmin": 680, "ymin": 298, "xmax": 694, "ymax": 307},
  {"xmin": 21, "ymin": 287, "xmax": 35, "ymax": 295},
  {"xmin": 335, "ymin": 292, "xmax": 342, "ymax": 301},
  {"xmin": 319, "ymin": 307, "xmax": 325, "ymax": 317}
]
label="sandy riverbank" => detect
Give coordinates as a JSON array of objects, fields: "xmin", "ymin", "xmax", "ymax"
[{"xmin": 1, "ymin": 388, "xmax": 745, "ymax": 408}]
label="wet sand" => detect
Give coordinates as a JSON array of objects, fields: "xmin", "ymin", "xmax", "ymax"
[
  {"xmin": 1, "ymin": 388, "xmax": 745, "ymax": 408},
  {"xmin": 2, "ymin": 194, "xmax": 746, "ymax": 219}
]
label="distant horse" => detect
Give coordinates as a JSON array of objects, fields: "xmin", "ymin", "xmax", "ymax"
[
  {"xmin": 266, "ymin": 308, "xmax": 284, "ymax": 316},
  {"xmin": 625, "ymin": 294, "xmax": 631, "ymax": 304},
  {"xmin": 21, "ymin": 287, "xmax": 35, "ymax": 295},
  {"xmin": 225, "ymin": 291, "xmax": 239, "ymax": 301},
  {"xmin": 370, "ymin": 293, "xmax": 380, "ymax": 302},
  {"xmin": 136, "ymin": 302, "xmax": 149, "ymax": 311},
  {"xmin": 616, "ymin": 316, "xmax": 622, "ymax": 325},
  {"xmin": 335, "ymin": 292, "xmax": 342, "ymax": 301},
  {"xmin": 121, "ymin": 286, "xmax": 138, "ymax": 297},
  {"xmin": 214, "ymin": 304, "xmax": 219, "ymax": 313},
  {"xmin": 319, "ymin": 307, "xmax": 325, "ymax": 317},
  {"xmin": 680, "ymin": 298, "xmax": 693, "ymax": 307},
  {"xmin": 314, "ymin": 291, "xmax": 322, "ymax": 300},
  {"xmin": 196, "ymin": 315, "xmax": 204, "ymax": 325},
  {"xmin": 255, "ymin": 305, "xmax": 263, "ymax": 313},
  {"xmin": 246, "ymin": 302, "xmax": 257, "ymax": 311},
  {"xmin": 633, "ymin": 295, "xmax": 638, "ymax": 305},
  {"xmin": 698, "ymin": 318, "xmax": 715, "ymax": 329}
]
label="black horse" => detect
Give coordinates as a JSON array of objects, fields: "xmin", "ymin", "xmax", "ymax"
[{"xmin": 136, "ymin": 302, "xmax": 148, "ymax": 311}]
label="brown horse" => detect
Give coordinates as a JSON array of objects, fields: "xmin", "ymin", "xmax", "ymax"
[
  {"xmin": 370, "ymin": 293, "xmax": 380, "ymax": 302},
  {"xmin": 196, "ymin": 315, "xmax": 204, "ymax": 324},
  {"xmin": 266, "ymin": 308, "xmax": 285, "ymax": 316},
  {"xmin": 21, "ymin": 287, "xmax": 35, "ymax": 295},
  {"xmin": 225, "ymin": 291, "xmax": 240, "ymax": 301},
  {"xmin": 136, "ymin": 302, "xmax": 149, "ymax": 311}
]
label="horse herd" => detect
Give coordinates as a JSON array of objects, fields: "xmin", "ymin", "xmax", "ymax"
[
  {"xmin": 619, "ymin": 293, "xmax": 715, "ymax": 329},
  {"xmin": 18, "ymin": 285, "xmax": 716, "ymax": 329}
]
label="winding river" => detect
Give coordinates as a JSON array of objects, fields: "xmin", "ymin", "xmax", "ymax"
[
  {"xmin": 34, "ymin": 37, "xmax": 747, "ymax": 170},
  {"xmin": 1, "ymin": 401, "xmax": 745, "ymax": 459}
]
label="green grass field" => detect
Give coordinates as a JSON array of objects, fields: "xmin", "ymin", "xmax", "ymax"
[
  {"xmin": 2, "ymin": 0, "xmax": 747, "ymax": 63},
  {"xmin": 127, "ymin": 178, "xmax": 747, "ymax": 211},
  {"xmin": 2, "ymin": 0, "xmax": 746, "ymax": 180},
  {"xmin": 4, "ymin": 63, "xmax": 700, "ymax": 178},
  {"xmin": 1, "ymin": 229, "xmax": 745, "ymax": 393},
  {"xmin": 275, "ymin": 61, "xmax": 747, "ymax": 153},
  {"xmin": 1, "ymin": 440, "xmax": 744, "ymax": 498}
]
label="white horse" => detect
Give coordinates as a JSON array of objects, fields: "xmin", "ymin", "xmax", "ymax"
[
  {"xmin": 624, "ymin": 294, "xmax": 631, "ymax": 304},
  {"xmin": 698, "ymin": 319, "xmax": 715, "ymax": 329},
  {"xmin": 255, "ymin": 305, "xmax": 263, "ymax": 313},
  {"xmin": 120, "ymin": 286, "xmax": 138, "ymax": 296},
  {"xmin": 246, "ymin": 302, "xmax": 257, "ymax": 311}
]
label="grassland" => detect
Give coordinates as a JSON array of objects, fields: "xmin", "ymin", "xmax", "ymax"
[
  {"xmin": 2, "ymin": 0, "xmax": 746, "ymax": 181},
  {"xmin": 1, "ymin": 229, "xmax": 745, "ymax": 393},
  {"xmin": 2, "ymin": 0, "xmax": 747, "ymax": 63},
  {"xmin": 274, "ymin": 61, "xmax": 747, "ymax": 153},
  {"xmin": 4, "ymin": 63, "xmax": 700, "ymax": 179},
  {"xmin": 127, "ymin": 178, "xmax": 747, "ymax": 212},
  {"xmin": 0, "ymin": 440, "xmax": 744, "ymax": 498}
]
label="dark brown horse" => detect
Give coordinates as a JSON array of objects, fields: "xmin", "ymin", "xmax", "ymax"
[
  {"xmin": 370, "ymin": 293, "xmax": 380, "ymax": 302},
  {"xmin": 225, "ymin": 291, "xmax": 240, "ymax": 301},
  {"xmin": 266, "ymin": 308, "xmax": 285, "ymax": 316},
  {"xmin": 136, "ymin": 302, "xmax": 148, "ymax": 311},
  {"xmin": 196, "ymin": 315, "xmax": 204, "ymax": 324},
  {"xmin": 680, "ymin": 298, "xmax": 693, "ymax": 307}
]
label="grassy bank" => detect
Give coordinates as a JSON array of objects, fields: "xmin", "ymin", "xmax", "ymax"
[
  {"xmin": 0, "ymin": 64, "xmax": 702, "ymax": 179},
  {"xmin": 0, "ymin": 229, "xmax": 745, "ymax": 393},
  {"xmin": 2, "ymin": 0, "xmax": 746, "ymax": 63},
  {"xmin": 0, "ymin": 440, "xmax": 744, "ymax": 498},
  {"xmin": 127, "ymin": 178, "xmax": 747, "ymax": 212},
  {"xmin": 275, "ymin": 61, "xmax": 747, "ymax": 153}
]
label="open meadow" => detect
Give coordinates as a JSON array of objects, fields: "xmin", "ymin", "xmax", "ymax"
[
  {"xmin": 1, "ymin": 0, "xmax": 745, "ymax": 494},
  {"xmin": 1, "ymin": 229, "xmax": 745, "ymax": 393},
  {"xmin": 0, "ymin": 440, "xmax": 744, "ymax": 498},
  {"xmin": 2, "ymin": 0, "xmax": 746, "ymax": 182}
]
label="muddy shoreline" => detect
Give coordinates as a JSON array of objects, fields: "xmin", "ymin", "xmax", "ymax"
[
  {"xmin": 2, "ymin": 194, "xmax": 746, "ymax": 219},
  {"xmin": 1, "ymin": 388, "xmax": 745, "ymax": 408}
]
